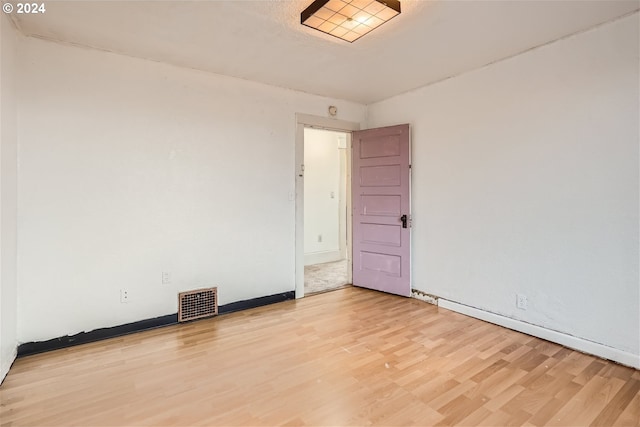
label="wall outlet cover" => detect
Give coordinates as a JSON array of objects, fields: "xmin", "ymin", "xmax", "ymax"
[{"xmin": 516, "ymin": 294, "xmax": 528, "ymax": 310}]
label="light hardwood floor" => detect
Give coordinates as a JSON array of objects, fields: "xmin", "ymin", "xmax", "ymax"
[{"xmin": 1, "ymin": 287, "xmax": 638, "ymax": 426}]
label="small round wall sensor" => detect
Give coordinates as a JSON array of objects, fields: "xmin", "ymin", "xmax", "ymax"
[{"xmin": 328, "ymin": 106, "xmax": 338, "ymax": 117}]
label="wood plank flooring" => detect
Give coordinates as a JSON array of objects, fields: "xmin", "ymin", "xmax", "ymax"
[{"xmin": 1, "ymin": 287, "xmax": 638, "ymax": 426}]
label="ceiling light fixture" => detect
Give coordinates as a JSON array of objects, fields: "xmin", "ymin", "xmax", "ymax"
[{"xmin": 301, "ymin": 0, "xmax": 401, "ymax": 43}]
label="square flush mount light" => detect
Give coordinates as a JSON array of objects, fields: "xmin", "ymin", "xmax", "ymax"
[{"xmin": 301, "ymin": 0, "xmax": 401, "ymax": 43}]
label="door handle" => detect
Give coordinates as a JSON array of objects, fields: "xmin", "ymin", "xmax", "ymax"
[{"xmin": 400, "ymin": 214, "xmax": 408, "ymax": 229}]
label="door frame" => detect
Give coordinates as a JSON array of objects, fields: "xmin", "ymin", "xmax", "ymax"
[{"xmin": 295, "ymin": 113, "xmax": 360, "ymax": 299}]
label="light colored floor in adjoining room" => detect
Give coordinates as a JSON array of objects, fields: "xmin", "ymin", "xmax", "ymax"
[{"xmin": 304, "ymin": 259, "xmax": 349, "ymax": 294}]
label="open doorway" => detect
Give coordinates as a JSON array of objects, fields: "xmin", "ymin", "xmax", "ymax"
[
  {"xmin": 303, "ymin": 128, "xmax": 350, "ymax": 295},
  {"xmin": 295, "ymin": 113, "xmax": 360, "ymax": 299},
  {"xmin": 295, "ymin": 116, "xmax": 411, "ymax": 299}
]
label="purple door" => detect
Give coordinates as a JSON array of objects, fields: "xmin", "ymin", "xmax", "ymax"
[{"xmin": 352, "ymin": 124, "xmax": 411, "ymax": 297}]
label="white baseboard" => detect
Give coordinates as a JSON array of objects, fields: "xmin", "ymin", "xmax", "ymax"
[
  {"xmin": 304, "ymin": 251, "xmax": 342, "ymax": 266},
  {"xmin": 0, "ymin": 347, "xmax": 18, "ymax": 385},
  {"xmin": 439, "ymin": 299, "xmax": 640, "ymax": 369}
]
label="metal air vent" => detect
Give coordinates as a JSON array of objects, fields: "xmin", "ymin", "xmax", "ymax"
[{"xmin": 178, "ymin": 287, "xmax": 218, "ymax": 322}]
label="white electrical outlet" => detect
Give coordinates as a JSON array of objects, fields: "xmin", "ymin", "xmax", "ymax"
[
  {"xmin": 318, "ymin": 234, "xmax": 322, "ymax": 242},
  {"xmin": 120, "ymin": 289, "xmax": 129, "ymax": 303},
  {"xmin": 516, "ymin": 294, "xmax": 528, "ymax": 310},
  {"xmin": 162, "ymin": 271, "xmax": 171, "ymax": 284}
]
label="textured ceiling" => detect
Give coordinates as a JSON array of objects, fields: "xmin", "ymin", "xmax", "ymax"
[{"xmin": 11, "ymin": 0, "xmax": 639, "ymax": 104}]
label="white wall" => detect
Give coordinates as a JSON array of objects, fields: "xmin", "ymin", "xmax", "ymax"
[
  {"xmin": 303, "ymin": 128, "xmax": 346, "ymax": 265},
  {"xmin": 17, "ymin": 37, "xmax": 366, "ymax": 343},
  {"xmin": 368, "ymin": 14, "xmax": 639, "ymax": 364},
  {"xmin": 0, "ymin": 13, "xmax": 19, "ymax": 381}
]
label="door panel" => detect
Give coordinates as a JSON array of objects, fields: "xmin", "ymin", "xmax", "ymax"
[
  {"xmin": 352, "ymin": 124, "xmax": 410, "ymax": 297},
  {"xmin": 360, "ymin": 223, "xmax": 401, "ymax": 247},
  {"xmin": 360, "ymin": 165, "xmax": 401, "ymax": 186},
  {"xmin": 360, "ymin": 195, "xmax": 401, "ymax": 216},
  {"xmin": 360, "ymin": 136, "xmax": 401, "ymax": 158}
]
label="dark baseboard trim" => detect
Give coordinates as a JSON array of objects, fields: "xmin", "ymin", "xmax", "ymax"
[
  {"xmin": 16, "ymin": 314, "xmax": 177, "ymax": 357},
  {"xmin": 17, "ymin": 290, "xmax": 295, "ymax": 358},
  {"xmin": 218, "ymin": 290, "xmax": 295, "ymax": 315}
]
